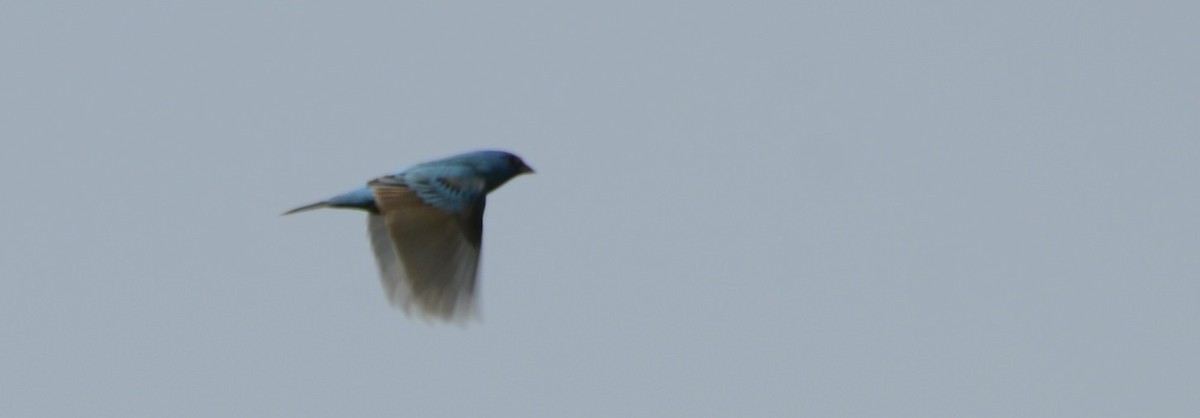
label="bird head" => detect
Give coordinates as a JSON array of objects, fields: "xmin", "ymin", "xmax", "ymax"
[{"xmin": 461, "ymin": 150, "xmax": 534, "ymax": 191}]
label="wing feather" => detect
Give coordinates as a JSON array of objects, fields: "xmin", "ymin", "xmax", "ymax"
[{"xmin": 368, "ymin": 184, "xmax": 484, "ymax": 321}]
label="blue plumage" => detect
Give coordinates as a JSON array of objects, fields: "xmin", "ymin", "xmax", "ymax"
[{"xmin": 284, "ymin": 150, "xmax": 533, "ymax": 321}]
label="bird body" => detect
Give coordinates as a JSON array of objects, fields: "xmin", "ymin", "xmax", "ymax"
[{"xmin": 285, "ymin": 150, "xmax": 533, "ymax": 321}]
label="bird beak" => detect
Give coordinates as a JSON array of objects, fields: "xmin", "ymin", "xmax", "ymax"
[{"xmin": 519, "ymin": 163, "xmax": 535, "ymax": 174}]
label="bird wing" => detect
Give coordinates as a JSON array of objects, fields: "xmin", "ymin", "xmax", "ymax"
[{"xmin": 366, "ymin": 174, "xmax": 486, "ymax": 321}]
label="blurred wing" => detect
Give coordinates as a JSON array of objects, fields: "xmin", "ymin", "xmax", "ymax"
[
  {"xmin": 367, "ymin": 214, "xmax": 405, "ymax": 307},
  {"xmin": 367, "ymin": 182, "xmax": 485, "ymax": 321}
]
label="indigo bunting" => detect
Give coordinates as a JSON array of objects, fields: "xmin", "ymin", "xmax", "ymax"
[{"xmin": 285, "ymin": 150, "xmax": 533, "ymax": 321}]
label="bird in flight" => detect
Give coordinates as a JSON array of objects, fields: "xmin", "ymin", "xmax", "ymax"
[{"xmin": 284, "ymin": 150, "xmax": 534, "ymax": 322}]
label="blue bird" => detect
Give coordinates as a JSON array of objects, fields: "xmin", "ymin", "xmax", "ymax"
[{"xmin": 285, "ymin": 150, "xmax": 533, "ymax": 321}]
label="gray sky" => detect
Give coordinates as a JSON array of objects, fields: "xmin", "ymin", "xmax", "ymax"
[{"xmin": 2, "ymin": 2, "xmax": 1197, "ymax": 417}]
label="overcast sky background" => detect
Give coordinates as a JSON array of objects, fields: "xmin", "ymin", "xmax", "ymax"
[{"xmin": 2, "ymin": 2, "xmax": 1197, "ymax": 417}]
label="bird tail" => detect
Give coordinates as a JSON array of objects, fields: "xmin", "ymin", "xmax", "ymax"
[{"xmin": 282, "ymin": 201, "xmax": 329, "ymax": 216}]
